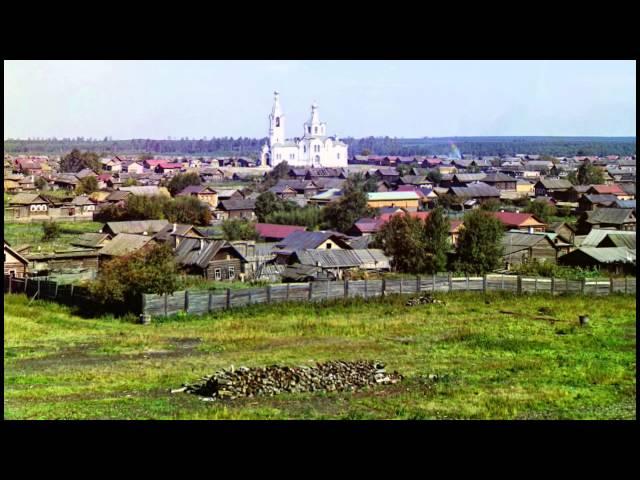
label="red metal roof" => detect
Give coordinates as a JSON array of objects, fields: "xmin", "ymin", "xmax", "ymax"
[
  {"xmin": 590, "ymin": 184, "xmax": 624, "ymax": 195},
  {"xmin": 254, "ymin": 223, "xmax": 307, "ymax": 240},
  {"xmin": 492, "ymin": 211, "xmax": 545, "ymax": 227},
  {"xmin": 157, "ymin": 162, "xmax": 182, "ymax": 169}
]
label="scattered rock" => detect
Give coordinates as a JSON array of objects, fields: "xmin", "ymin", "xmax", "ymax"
[
  {"xmin": 178, "ymin": 360, "xmax": 403, "ymax": 401},
  {"xmin": 405, "ymin": 294, "xmax": 445, "ymax": 307}
]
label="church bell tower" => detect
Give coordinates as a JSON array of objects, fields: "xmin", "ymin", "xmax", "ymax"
[{"xmin": 269, "ymin": 91, "xmax": 285, "ymax": 146}]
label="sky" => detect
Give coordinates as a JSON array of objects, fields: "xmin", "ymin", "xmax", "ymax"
[{"xmin": 4, "ymin": 60, "xmax": 636, "ymax": 140}]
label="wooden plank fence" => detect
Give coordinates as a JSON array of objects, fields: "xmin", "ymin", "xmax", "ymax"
[
  {"xmin": 5, "ymin": 274, "xmax": 635, "ymax": 319},
  {"xmin": 140, "ymin": 274, "xmax": 637, "ymax": 319}
]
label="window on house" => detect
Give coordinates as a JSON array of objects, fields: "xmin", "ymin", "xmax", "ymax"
[
  {"xmin": 214, "ymin": 268, "xmax": 221, "ymax": 280},
  {"xmin": 228, "ymin": 266, "xmax": 235, "ymax": 279},
  {"xmin": 326, "ymin": 243, "xmax": 332, "ymax": 249}
]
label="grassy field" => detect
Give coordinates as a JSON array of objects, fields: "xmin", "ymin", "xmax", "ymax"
[
  {"xmin": 4, "ymin": 291, "xmax": 636, "ymax": 420},
  {"xmin": 4, "ymin": 221, "xmax": 103, "ymax": 252}
]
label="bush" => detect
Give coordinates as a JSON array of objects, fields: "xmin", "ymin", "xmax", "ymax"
[
  {"xmin": 168, "ymin": 172, "xmax": 201, "ymax": 196},
  {"xmin": 525, "ymin": 199, "xmax": 557, "ymax": 223},
  {"xmin": 453, "ymin": 210, "xmax": 504, "ymax": 275},
  {"xmin": 89, "ymin": 243, "xmax": 179, "ymax": 310},
  {"xmin": 41, "ymin": 220, "xmax": 61, "ymax": 241},
  {"xmin": 221, "ymin": 218, "xmax": 259, "ymax": 241}
]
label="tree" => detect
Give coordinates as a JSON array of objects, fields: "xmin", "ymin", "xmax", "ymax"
[
  {"xmin": 323, "ymin": 176, "xmax": 376, "ymax": 233},
  {"xmin": 164, "ymin": 196, "xmax": 212, "ymax": 226},
  {"xmin": 360, "ymin": 149, "xmax": 372, "ymax": 156},
  {"xmin": 436, "ymin": 193, "xmax": 461, "ymax": 211},
  {"xmin": 427, "ymin": 170, "xmax": 442, "ymax": 185},
  {"xmin": 525, "ymin": 199, "xmax": 557, "ymax": 223},
  {"xmin": 480, "ymin": 198, "xmax": 501, "ymax": 212},
  {"xmin": 126, "ymin": 194, "xmax": 168, "ymax": 220},
  {"xmin": 41, "ymin": 220, "xmax": 61, "ymax": 241},
  {"xmin": 123, "ymin": 178, "xmax": 138, "ymax": 187},
  {"xmin": 423, "ymin": 207, "xmax": 450, "ymax": 273},
  {"xmin": 77, "ymin": 175, "xmax": 98, "ymax": 194},
  {"xmin": 89, "ymin": 243, "xmax": 179, "ymax": 310},
  {"xmin": 167, "ymin": 172, "xmax": 201, "ymax": 196},
  {"xmin": 260, "ymin": 161, "xmax": 291, "ymax": 191},
  {"xmin": 221, "ymin": 218, "xmax": 259, "ymax": 241},
  {"xmin": 255, "ymin": 191, "xmax": 284, "ymax": 222},
  {"xmin": 35, "ymin": 177, "xmax": 48, "ymax": 190},
  {"xmin": 374, "ymin": 214, "xmax": 428, "ymax": 273},
  {"xmin": 576, "ymin": 160, "xmax": 605, "ymax": 185},
  {"xmin": 138, "ymin": 153, "xmax": 154, "ymax": 162},
  {"xmin": 60, "ymin": 149, "xmax": 101, "ymax": 173},
  {"xmin": 454, "ymin": 210, "xmax": 504, "ymax": 275}
]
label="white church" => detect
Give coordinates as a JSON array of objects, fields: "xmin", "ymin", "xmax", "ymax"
[{"xmin": 259, "ymin": 92, "xmax": 348, "ymax": 168}]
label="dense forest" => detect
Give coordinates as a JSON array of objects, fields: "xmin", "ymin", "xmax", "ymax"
[{"xmin": 4, "ymin": 136, "xmax": 636, "ymax": 157}]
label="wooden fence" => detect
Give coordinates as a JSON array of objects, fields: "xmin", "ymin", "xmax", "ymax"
[
  {"xmin": 141, "ymin": 274, "xmax": 637, "ymax": 319},
  {"xmin": 4, "ymin": 275, "xmax": 100, "ymax": 311}
]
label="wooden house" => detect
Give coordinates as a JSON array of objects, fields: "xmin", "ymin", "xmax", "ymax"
[
  {"xmin": 578, "ymin": 208, "xmax": 636, "ymax": 234},
  {"xmin": 216, "ymin": 199, "xmax": 256, "ymax": 220},
  {"xmin": 7, "ymin": 193, "xmax": 52, "ymax": 218},
  {"xmin": 176, "ymin": 185, "xmax": 218, "ymax": 208},
  {"xmin": 502, "ymin": 231, "xmax": 571, "ymax": 268},
  {"xmin": 558, "ymin": 247, "xmax": 636, "ymax": 275},
  {"xmin": 366, "ymin": 191, "xmax": 421, "ymax": 210},
  {"xmin": 533, "ymin": 179, "xmax": 573, "ymax": 201},
  {"xmin": 492, "ymin": 212, "xmax": 547, "ymax": 232},
  {"xmin": 174, "ymin": 238, "xmax": 248, "ymax": 281},
  {"xmin": 4, "ymin": 241, "xmax": 29, "ymax": 278},
  {"xmin": 152, "ymin": 223, "xmax": 206, "ymax": 249}
]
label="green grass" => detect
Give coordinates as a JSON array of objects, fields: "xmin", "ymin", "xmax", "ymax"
[
  {"xmin": 3, "ymin": 221, "xmax": 103, "ymax": 252},
  {"xmin": 4, "ymin": 291, "xmax": 636, "ymax": 420}
]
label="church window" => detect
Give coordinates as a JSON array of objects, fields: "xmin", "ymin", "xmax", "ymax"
[
  {"xmin": 308, "ymin": 127, "xmax": 311, "ymax": 134},
  {"xmin": 304, "ymin": 146, "xmax": 306, "ymax": 153},
  {"xmin": 337, "ymin": 153, "xmax": 340, "ymax": 160},
  {"xmin": 275, "ymin": 117, "xmax": 280, "ymax": 127},
  {"xmin": 314, "ymin": 126, "xmax": 318, "ymax": 134}
]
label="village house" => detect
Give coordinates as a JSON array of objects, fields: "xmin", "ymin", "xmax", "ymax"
[
  {"xmin": 98, "ymin": 233, "xmax": 158, "ymax": 260},
  {"xmin": 176, "ymin": 185, "xmax": 219, "ymax": 208},
  {"xmin": 269, "ymin": 184, "xmax": 298, "ymax": 200},
  {"xmin": 66, "ymin": 195, "xmax": 97, "ymax": 216},
  {"xmin": 174, "ymin": 238, "xmax": 248, "ymax": 281},
  {"xmin": 152, "ymin": 223, "xmax": 207, "ymax": 249},
  {"xmin": 284, "ymin": 249, "xmax": 391, "ymax": 281},
  {"xmin": 578, "ymin": 194, "xmax": 619, "ymax": 212},
  {"xmin": 502, "ymin": 231, "xmax": 571, "ymax": 268},
  {"xmin": 578, "ymin": 208, "xmax": 636, "ymax": 234},
  {"xmin": 200, "ymin": 168, "xmax": 226, "ymax": 183},
  {"xmin": 547, "ymin": 221, "xmax": 577, "ymax": 245},
  {"xmin": 100, "ymin": 157, "xmax": 122, "ymax": 173},
  {"xmin": 367, "ymin": 191, "xmax": 421, "ymax": 211},
  {"xmin": 7, "ymin": 193, "xmax": 52, "ymax": 218},
  {"xmin": 492, "ymin": 212, "xmax": 547, "ymax": 232},
  {"xmin": 481, "ymin": 172, "xmax": 518, "ymax": 191},
  {"xmin": 216, "ymin": 199, "xmax": 257, "ymax": 220},
  {"xmin": 586, "ymin": 184, "xmax": 633, "ymax": 200},
  {"xmin": 447, "ymin": 184, "xmax": 501, "ymax": 208},
  {"xmin": 274, "ymin": 231, "xmax": 352, "ymax": 265},
  {"xmin": 4, "ymin": 241, "xmax": 29, "ymax": 278},
  {"xmin": 18, "ymin": 176, "xmax": 37, "ymax": 191},
  {"xmin": 308, "ymin": 188, "xmax": 343, "ymax": 205},
  {"xmin": 558, "ymin": 247, "xmax": 636, "ymax": 275},
  {"xmin": 155, "ymin": 162, "xmax": 183, "ymax": 175},
  {"xmin": 533, "ymin": 179, "xmax": 574, "ymax": 201},
  {"xmin": 580, "ymin": 230, "xmax": 636, "ymax": 250},
  {"xmin": 119, "ymin": 186, "xmax": 171, "ymax": 198},
  {"xmin": 126, "ymin": 162, "xmax": 145, "ymax": 174}
]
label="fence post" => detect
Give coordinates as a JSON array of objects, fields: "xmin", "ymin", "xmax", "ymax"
[
  {"xmin": 24, "ymin": 277, "xmax": 28, "ymax": 294},
  {"xmin": 248, "ymin": 288, "xmax": 252, "ymax": 305},
  {"xmin": 501, "ymin": 274, "xmax": 505, "ymax": 291},
  {"xmin": 432, "ymin": 273, "xmax": 436, "ymax": 293},
  {"xmin": 625, "ymin": 276, "xmax": 628, "ymax": 294},
  {"xmin": 381, "ymin": 278, "xmax": 386, "ymax": 297},
  {"xmin": 448, "ymin": 272, "xmax": 452, "ymax": 292},
  {"xmin": 308, "ymin": 282, "xmax": 313, "ymax": 300},
  {"xmin": 8, "ymin": 277, "xmax": 12, "ymax": 294},
  {"xmin": 609, "ymin": 277, "xmax": 613, "ymax": 295},
  {"xmin": 534, "ymin": 277, "xmax": 538, "ymax": 293},
  {"xmin": 416, "ymin": 276, "xmax": 420, "ymax": 293},
  {"xmin": 164, "ymin": 294, "xmax": 168, "ymax": 317},
  {"xmin": 326, "ymin": 279, "xmax": 330, "ymax": 300},
  {"xmin": 226, "ymin": 288, "xmax": 231, "ymax": 309},
  {"xmin": 551, "ymin": 277, "xmax": 555, "ymax": 296},
  {"xmin": 364, "ymin": 279, "xmax": 368, "ymax": 298},
  {"xmin": 581, "ymin": 278, "xmax": 586, "ymax": 295},
  {"xmin": 466, "ymin": 275, "xmax": 470, "ymax": 292},
  {"xmin": 70, "ymin": 284, "xmax": 74, "ymax": 298},
  {"xmin": 185, "ymin": 290, "xmax": 189, "ymax": 312},
  {"xmin": 208, "ymin": 291, "xmax": 213, "ymax": 312},
  {"xmin": 344, "ymin": 280, "xmax": 349, "ymax": 299},
  {"xmin": 399, "ymin": 279, "xmax": 403, "ymax": 295},
  {"xmin": 483, "ymin": 274, "xmax": 487, "ymax": 294},
  {"xmin": 517, "ymin": 276, "xmax": 522, "ymax": 295},
  {"xmin": 286, "ymin": 283, "xmax": 290, "ymax": 301},
  {"xmin": 142, "ymin": 294, "xmax": 146, "ymax": 317},
  {"xmin": 266, "ymin": 285, "xmax": 272, "ymax": 304}
]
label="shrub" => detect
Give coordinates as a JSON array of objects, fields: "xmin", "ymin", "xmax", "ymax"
[
  {"xmin": 221, "ymin": 218, "xmax": 259, "ymax": 241},
  {"xmin": 453, "ymin": 210, "xmax": 504, "ymax": 275},
  {"xmin": 41, "ymin": 220, "xmax": 61, "ymax": 241}
]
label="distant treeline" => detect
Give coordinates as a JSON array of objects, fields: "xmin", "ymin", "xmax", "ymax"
[{"xmin": 4, "ymin": 136, "xmax": 636, "ymax": 157}]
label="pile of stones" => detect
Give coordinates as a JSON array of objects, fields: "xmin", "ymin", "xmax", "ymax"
[
  {"xmin": 173, "ymin": 360, "xmax": 403, "ymax": 401},
  {"xmin": 405, "ymin": 293, "xmax": 445, "ymax": 307}
]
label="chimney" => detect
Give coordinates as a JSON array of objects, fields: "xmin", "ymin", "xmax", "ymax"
[
  {"xmin": 515, "ymin": 209, "xmax": 520, "ymax": 214},
  {"xmin": 199, "ymin": 238, "xmax": 204, "ymax": 252},
  {"xmin": 172, "ymin": 223, "xmax": 177, "ymax": 233}
]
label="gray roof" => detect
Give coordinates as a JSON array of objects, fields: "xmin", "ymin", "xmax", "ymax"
[
  {"xmin": 276, "ymin": 231, "xmax": 350, "ymax": 251},
  {"xmin": 9, "ymin": 193, "xmax": 49, "ymax": 205},
  {"xmin": 454, "ymin": 173, "xmax": 487, "ymax": 183},
  {"xmin": 70, "ymin": 233, "xmax": 112, "ymax": 248},
  {"xmin": 219, "ymin": 198, "xmax": 256, "ymax": 211},
  {"xmin": 580, "ymin": 229, "xmax": 636, "ymax": 249},
  {"xmin": 69, "ymin": 195, "xmax": 96, "ymax": 206},
  {"xmin": 614, "ymin": 200, "xmax": 636, "ymax": 209},
  {"xmin": 583, "ymin": 194, "xmax": 618, "ymax": 205},
  {"xmin": 152, "ymin": 224, "xmax": 206, "ymax": 242},
  {"xmin": 102, "ymin": 220, "xmax": 169, "ymax": 235},
  {"xmin": 483, "ymin": 172, "xmax": 516, "ymax": 183},
  {"xmin": 448, "ymin": 183, "xmax": 500, "ymax": 198},
  {"xmin": 99, "ymin": 233, "xmax": 155, "ymax": 257},
  {"xmin": 560, "ymin": 247, "xmax": 636, "ymax": 264},
  {"xmin": 537, "ymin": 179, "xmax": 572, "ymax": 190},
  {"xmin": 501, "ymin": 232, "xmax": 556, "ymax": 254},
  {"xmin": 174, "ymin": 238, "xmax": 247, "ymax": 268},
  {"xmin": 587, "ymin": 208, "xmax": 635, "ymax": 225},
  {"xmin": 293, "ymin": 249, "xmax": 390, "ymax": 268}
]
